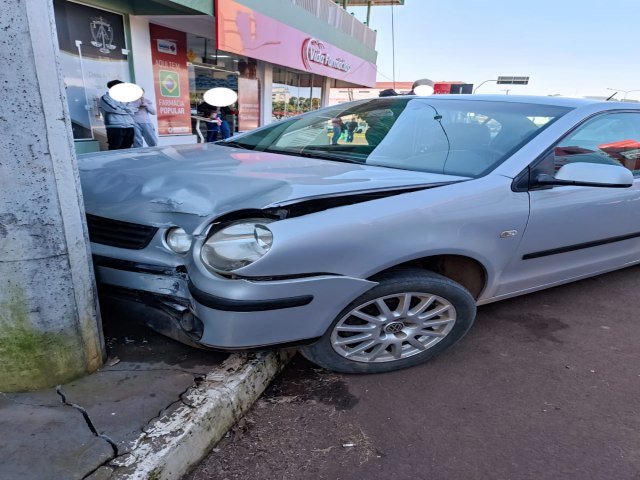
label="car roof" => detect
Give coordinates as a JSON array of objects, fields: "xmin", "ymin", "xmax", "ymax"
[{"xmin": 369, "ymin": 94, "xmax": 617, "ymax": 109}]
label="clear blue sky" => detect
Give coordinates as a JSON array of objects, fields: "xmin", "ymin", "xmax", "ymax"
[{"xmin": 348, "ymin": 0, "xmax": 640, "ymax": 99}]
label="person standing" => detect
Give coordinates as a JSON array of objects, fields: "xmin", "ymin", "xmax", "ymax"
[
  {"xmin": 99, "ymin": 80, "xmax": 136, "ymax": 150},
  {"xmin": 205, "ymin": 109, "xmax": 222, "ymax": 142},
  {"xmin": 345, "ymin": 118, "xmax": 358, "ymax": 143},
  {"xmin": 378, "ymin": 88, "xmax": 398, "ymax": 97},
  {"xmin": 407, "ymin": 78, "xmax": 434, "ymax": 96},
  {"xmin": 218, "ymin": 106, "xmax": 232, "ymax": 139},
  {"xmin": 330, "ymin": 117, "xmax": 343, "ymax": 145},
  {"xmin": 129, "ymin": 89, "xmax": 158, "ymax": 147}
]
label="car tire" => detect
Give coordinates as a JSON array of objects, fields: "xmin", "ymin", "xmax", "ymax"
[{"xmin": 300, "ymin": 269, "xmax": 476, "ymax": 374}]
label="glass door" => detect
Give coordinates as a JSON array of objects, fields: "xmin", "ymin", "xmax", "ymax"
[{"xmin": 53, "ymin": 1, "xmax": 130, "ymax": 143}]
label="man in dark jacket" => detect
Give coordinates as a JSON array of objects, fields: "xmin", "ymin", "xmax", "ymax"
[
  {"xmin": 345, "ymin": 118, "xmax": 358, "ymax": 143},
  {"xmin": 100, "ymin": 80, "xmax": 136, "ymax": 150},
  {"xmin": 378, "ymin": 88, "xmax": 398, "ymax": 97}
]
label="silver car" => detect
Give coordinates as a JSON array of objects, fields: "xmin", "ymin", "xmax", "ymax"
[{"xmin": 79, "ymin": 95, "xmax": 640, "ymax": 373}]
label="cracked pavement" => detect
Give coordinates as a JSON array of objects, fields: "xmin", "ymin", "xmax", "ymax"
[{"xmin": 0, "ymin": 313, "xmax": 227, "ymax": 480}]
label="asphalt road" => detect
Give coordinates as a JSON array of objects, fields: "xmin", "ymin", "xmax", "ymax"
[{"xmin": 185, "ymin": 265, "xmax": 640, "ymax": 480}]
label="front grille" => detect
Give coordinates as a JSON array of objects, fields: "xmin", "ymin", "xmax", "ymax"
[{"xmin": 86, "ymin": 214, "xmax": 158, "ymax": 250}]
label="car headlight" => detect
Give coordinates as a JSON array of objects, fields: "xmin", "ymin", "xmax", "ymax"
[
  {"xmin": 165, "ymin": 227, "xmax": 193, "ymax": 254},
  {"xmin": 201, "ymin": 219, "xmax": 274, "ymax": 272}
]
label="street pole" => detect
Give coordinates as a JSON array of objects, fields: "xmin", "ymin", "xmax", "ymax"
[
  {"xmin": 473, "ymin": 79, "xmax": 497, "ymax": 93},
  {"xmin": 0, "ymin": 0, "xmax": 105, "ymax": 391}
]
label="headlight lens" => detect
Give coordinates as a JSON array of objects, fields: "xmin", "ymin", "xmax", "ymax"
[
  {"xmin": 165, "ymin": 227, "xmax": 192, "ymax": 254},
  {"xmin": 201, "ymin": 219, "xmax": 274, "ymax": 272}
]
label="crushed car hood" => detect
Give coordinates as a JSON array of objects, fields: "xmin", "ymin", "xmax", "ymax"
[{"xmin": 78, "ymin": 143, "xmax": 469, "ymax": 231}]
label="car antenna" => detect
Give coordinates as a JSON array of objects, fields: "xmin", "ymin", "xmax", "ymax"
[{"xmin": 606, "ymin": 91, "xmax": 618, "ymax": 101}]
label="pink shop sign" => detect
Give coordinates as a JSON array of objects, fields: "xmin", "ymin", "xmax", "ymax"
[{"xmin": 216, "ymin": 0, "xmax": 376, "ymax": 87}]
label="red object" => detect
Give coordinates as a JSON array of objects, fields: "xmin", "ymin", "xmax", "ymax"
[
  {"xmin": 433, "ymin": 83, "xmax": 453, "ymax": 94},
  {"xmin": 433, "ymin": 82, "xmax": 473, "ymax": 95},
  {"xmin": 597, "ymin": 139, "xmax": 640, "ymax": 151},
  {"xmin": 149, "ymin": 24, "xmax": 192, "ymax": 136},
  {"xmin": 597, "ymin": 139, "xmax": 640, "ymax": 170}
]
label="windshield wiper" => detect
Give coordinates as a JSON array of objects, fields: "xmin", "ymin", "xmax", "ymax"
[
  {"xmin": 264, "ymin": 148, "xmax": 364, "ymax": 164},
  {"xmin": 215, "ymin": 140, "xmax": 254, "ymax": 150}
]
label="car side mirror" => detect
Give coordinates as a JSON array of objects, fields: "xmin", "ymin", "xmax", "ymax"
[{"xmin": 535, "ymin": 162, "xmax": 634, "ymax": 188}]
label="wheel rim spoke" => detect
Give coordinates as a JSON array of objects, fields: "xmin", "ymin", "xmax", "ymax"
[
  {"xmin": 422, "ymin": 318, "xmax": 455, "ymax": 328},
  {"xmin": 409, "ymin": 295, "xmax": 436, "ymax": 316},
  {"xmin": 418, "ymin": 329, "xmax": 446, "ymax": 338},
  {"xmin": 397, "ymin": 293, "xmax": 413, "ymax": 317},
  {"xmin": 389, "ymin": 342, "xmax": 402, "ymax": 360},
  {"xmin": 352, "ymin": 309, "xmax": 385, "ymax": 325},
  {"xmin": 344, "ymin": 340, "xmax": 378, "ymax": 358},
  {"xmin": 367, "ymin": 342, "xmax": 389, "ymax": 361},
  {"xmin": 333, "ymin": 332, "xmax": 374, "ymax": 346},
  {"xmin": 419, "ymin": 304, "xmax": 452, "ymax": 321},
  {"xmin": 406, "ymin": 336, "xmax": 428, "ymax": 351},
  {"xmin": 375, "ymin": 298, "xmax": 395, "ymax": 321},
  {"xmin": 335, "ymin": 323, "xmax": 377, "ymax": 333}
]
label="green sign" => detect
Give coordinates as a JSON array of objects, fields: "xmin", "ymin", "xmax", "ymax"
[{"xmin": 159, "ymin": 70, "xmax": 180, "ymax": 97}]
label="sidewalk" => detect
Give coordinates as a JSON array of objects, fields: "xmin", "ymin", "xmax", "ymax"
[{"xmin": 0, "ymin": 317, "xmax": 292, "ymax": 480}]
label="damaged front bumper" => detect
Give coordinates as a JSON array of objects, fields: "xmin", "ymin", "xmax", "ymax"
[{"xmin": 93, "ymin": 255, "xmax": 376, "ymax": 350}]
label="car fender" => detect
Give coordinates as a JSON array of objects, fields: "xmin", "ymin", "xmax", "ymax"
[{"xmin": 231, "ymin": 174, "xmax": 530, "ymax": 300}]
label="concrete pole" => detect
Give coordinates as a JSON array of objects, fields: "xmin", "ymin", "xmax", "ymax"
[
  {"xmin": 257, "ymin": 61, "xmax": 273, "ymax": 126},
  {"xmin": 0, "ymin": 0, "xmax": 105, "ymax": 391}
]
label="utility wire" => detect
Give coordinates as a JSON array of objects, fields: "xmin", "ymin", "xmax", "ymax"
[{"xmin": 375, "ymin": 65, "xmax": 396, "ymax": 82}]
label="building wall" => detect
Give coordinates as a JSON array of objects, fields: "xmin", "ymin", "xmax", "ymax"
[
  {"xmin": 329, "ymin": 82, "xmax": 413, "ymax": 104},
  {"xmin": 236, "ymin": 0, "xmax": 377, "ymax": 63},
  {"xmin": 56, "ymin": 0, "xmax": 378, "ymax": 151}
]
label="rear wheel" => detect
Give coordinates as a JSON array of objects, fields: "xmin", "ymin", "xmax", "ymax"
[{"xmin": 301, "ymin": 269, "xmax": 476, "ymax": 374}]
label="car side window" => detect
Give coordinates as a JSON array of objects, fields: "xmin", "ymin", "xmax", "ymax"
[{"xmin": 553, "ymin": 112, "xmax": 640, "ymax": 175}]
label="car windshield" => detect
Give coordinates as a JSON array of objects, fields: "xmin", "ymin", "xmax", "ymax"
[{"xmin": 218, "ymin": 98, "xmax": 572, "ymax": 178}]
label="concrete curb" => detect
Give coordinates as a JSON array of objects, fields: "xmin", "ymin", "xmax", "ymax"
[{"xmin": 98, "ymin": 349, "xmax": 294, "ymax": 479}]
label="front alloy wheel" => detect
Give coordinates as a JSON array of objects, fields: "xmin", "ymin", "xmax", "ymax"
[
  {"xmin": 331, "ymin": 292, "xmax": 456, "ymax": 363},
  {"xmin": 301, "ymin": 269, "xmax": 477, "ymax": 374}
]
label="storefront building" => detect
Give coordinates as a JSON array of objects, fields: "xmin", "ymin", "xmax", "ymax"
[
  {"xmin": 329, "ymin": 81, "xmax": 475, "ymax": 105},
  {"xmin": 330, "ymin": 81, "xmax": 414, "ymax": 104},
  {"xmin": 53, "ymin": 0, "xmax": 378, "ymax": 153}
]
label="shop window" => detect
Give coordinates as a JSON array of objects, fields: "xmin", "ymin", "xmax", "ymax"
[
  {"xmin": 186, "ymin": 35, "xmax": 249, "ymax": 136},
  {"xmin": 53, "ymin": 0, "xmax": 130, "ymax": 142},
  {"xmin": 272, "ymin": 67, "xmax": 323, "ymax": 121}
]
